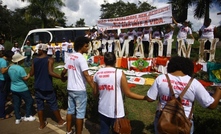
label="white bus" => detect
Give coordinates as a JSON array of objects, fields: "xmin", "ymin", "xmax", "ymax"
[{"xmin": 21, "ymin": 27, "xmax": 92, "ymax": 49}]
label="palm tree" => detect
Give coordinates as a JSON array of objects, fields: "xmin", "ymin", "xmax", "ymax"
[
  {"xmin": 21, "ymin": 0, "xmax": 65, "ymax": 28},
  {"xmin": 169, "ymin": 0, "xmax": 221, "ymax": 22}
]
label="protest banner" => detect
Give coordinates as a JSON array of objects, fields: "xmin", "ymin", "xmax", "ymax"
[{"xmin": 97, "ymin": 4, "xmax": 172, "ymax": 31}]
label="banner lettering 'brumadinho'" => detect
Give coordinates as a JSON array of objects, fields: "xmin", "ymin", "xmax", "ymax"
[{"xmin": 97, "ymin": 4, "xmax": 172, "ymax": 31}]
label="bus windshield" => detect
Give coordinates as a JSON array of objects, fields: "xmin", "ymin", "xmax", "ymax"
[{"xmin": 22, "ymin": 27, "xmax": 91, "ymax": 47}]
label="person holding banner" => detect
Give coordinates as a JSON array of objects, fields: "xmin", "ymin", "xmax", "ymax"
[
  {"xmin": 152, "ymin": 27, "xmax": 164, "ymax": 57},
  {"xmin": 163, "ymin": 24, "xmax": 174, "ymax": 57},
  {"xmin": 127, "ymin": 28, "xmax": 137, "ymax": 57},
  {"xmin": 173, "ymin": 18, "xmax": 194, "ymax": 52},
  {"xmin": 118, "ymin": 29, "xmax": 127, "ymax": 49},
  {"xmin": 199, "ymin": 18, "xmax": 217, "ymax": 61},
  {"xmin": 142, "ymin": 27, "xmax": 153, "ymax": 58}
]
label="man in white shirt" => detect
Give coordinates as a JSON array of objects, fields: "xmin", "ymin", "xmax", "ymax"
[{"xmin": 61, "ymin": 36, "xmax": 95, "ymax": 134}]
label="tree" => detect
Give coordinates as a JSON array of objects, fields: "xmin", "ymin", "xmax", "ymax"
[
  {"xmin": 100, "ymin": 1, "xmax": 155, "ymax": 19},
  {"xmin": 168, "ymin": 0, "xmax": 221, "ymax": 22},
  {"xmin": 23, "ymin": 0, "xmax": 66, "ymax": 28},
  {"xmin": 75, "ymin": 18, "xmax": 85, "ymax": 27}
]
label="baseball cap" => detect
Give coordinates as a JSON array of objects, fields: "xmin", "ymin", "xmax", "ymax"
[
  {"xmin": 184, "ymin": 20, "xmax": 189, "ymax": 23},
  {"xmin": 12, "ymin": 53, "xmax": 26, "ymax": 63},
  {"xmin": 38, "ymin": 44, "xmax": 48, "ymax": 51}
]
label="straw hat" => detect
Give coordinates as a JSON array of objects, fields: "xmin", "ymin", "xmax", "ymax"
[{"xmin": 12, "ymin": 53, "xmax": 26, "ymax": 63}]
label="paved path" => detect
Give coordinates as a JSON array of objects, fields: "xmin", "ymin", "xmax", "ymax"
[{"xmin": 0, "ymin": 100, "xmax": 99, "ymax": 134}]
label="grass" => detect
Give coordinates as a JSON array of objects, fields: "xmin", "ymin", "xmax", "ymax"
[{"xmin": 24, "ymin": 44, "xmax": 221, "ymax": 134}]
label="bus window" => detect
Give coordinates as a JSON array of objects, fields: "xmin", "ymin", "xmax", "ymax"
[{"xmin": 27, "ymin": 32, "xmax": 50, "ymax": 46}]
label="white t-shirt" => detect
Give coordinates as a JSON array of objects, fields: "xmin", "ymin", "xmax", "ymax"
[
  {"xmin": 163, "ymin": 31, "xmax": 174, "ymax": 45},
  {"xmin": 94, "ymin": 68, "xmax": 125, "ymax": 118},
  {"xmin": 127, "ymin": 30, "xmax": 137, "ymax": 40},
  {"xmin": 11, "ymin": 47, "xmax": 21, "ymax": 54},
  {"xmin": 54, "ymin": 46, "xmax": 61, "ymax": 52},
  {"xmin": 118, "ymin": 32, "xmax": 127, "ymax": 43},
  {"xmin": 200, "ymin": 25, "xmax": 216, "ymax": 39},
  {"xmin": 61, "ymin": 41, "xmax": 68, "ymax": 51},
  {"xmin": 147, "ymin": 74, "xmax": 214, "ymax": 118},
  {"xmin": 47, "ymin": 45, "xmax": 54, "ymax": 55},
  {"xmin": 109, "ymin": 32, "xmax": 116, "ymax": 40},
  {"xmin": 0, "ymin": 44, "xmax": 4, "ymax": 50},
  {"xmin": 142, "ymin": 27, "xmax": 152, "ymax": 41},
  {"xmin": 152, "ymin": 31, "xmax": 164, "ymax": 39},
  {"xmin": 177, "ymin": 23, "xmax": 192, "ymax": 39},
  {"xmin": 64, "ymin": 52, "xmax": 89, "ymax": 91}
]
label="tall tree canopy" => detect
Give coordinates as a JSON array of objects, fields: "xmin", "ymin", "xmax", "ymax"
[
  {"xmin": 169, "ymin": 0, "xmax": 221, "ymax": 22},
  {"xmin": 24, "ymin": 0, "xmax": 66, "ymax": 28},
  {"xmin": 100, "ymin": 0, "xmax": 156, "ymax": 19}
]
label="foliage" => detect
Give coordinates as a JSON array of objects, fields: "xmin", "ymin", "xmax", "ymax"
[
  {"xmin": 100, "ymin": 1, "xmax": 156, "ymax": 19},
  {"xmin": 24, "ymin": 0, "xmax": 66, "ymax": 28},
  {"xmin": 168, "ymin": 0, "xmax": 221, "ymax": 21},
  {"xmin": 75, "ymin": 18, "xmax": 86, "ymax": 27}
]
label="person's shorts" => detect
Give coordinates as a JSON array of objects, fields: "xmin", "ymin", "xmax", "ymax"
[
  {"xmin": 67, "ymin": 91, "xmax": 87, "ymax": 119},
  {"xmin": 35, "ymin": 89, "xmax": 58, "ymax": 111}
]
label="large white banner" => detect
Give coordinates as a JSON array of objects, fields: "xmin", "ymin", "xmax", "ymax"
[{"xmin": 97, "ymin": 4, "xmax": 172, "ymax": 31}]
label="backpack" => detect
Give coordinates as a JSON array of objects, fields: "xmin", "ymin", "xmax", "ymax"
[{"xmin": 157, "ymin": 74, "xmax": 194, "ymax": 134}]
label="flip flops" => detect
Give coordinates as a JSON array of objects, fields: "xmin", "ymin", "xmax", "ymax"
[
  {"xmin": 38, "ymin": 121, "xmax": 48, "ymax": 130},
  {"xmin": 55, "ymin": 121, "xmax": 67, "ymax": 128},
  {"xmin": 0, "ymin": 114, "xmax": 13, "ymax": 120}
]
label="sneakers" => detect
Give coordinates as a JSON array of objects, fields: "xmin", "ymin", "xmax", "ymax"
[
  {"xmin": 15, "ymin": 117, "xmax": 24, "ymax": 124},
  {"xmin": 66, "ymin": 130, "xmax": 75, "ymax": 134},
  {"xmin": 24, "ymin": 116, "xmax": 36, "ymax": 121}
]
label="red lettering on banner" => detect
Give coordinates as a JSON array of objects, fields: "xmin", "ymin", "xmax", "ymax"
[
  {"xmin": 182, "ymin": 99, "xmax": 190, "ymax": 106},
  {"xmin": 149, "ymin": 18, "xmax": 163, "ymax": 25}
]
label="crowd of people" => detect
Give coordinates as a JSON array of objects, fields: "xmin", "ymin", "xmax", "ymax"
[
  {"xmin": 0, "ymin": 17, "xmax": 219, "ymax": 134},
  {"xmin": 85, "ymin": 17, "xmax": 217, "ymax": 60}
]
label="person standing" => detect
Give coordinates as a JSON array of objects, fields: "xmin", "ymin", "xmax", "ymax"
[
  {"xmin": 173, "ymin": 18, "xmax": 194, "ymax": 51},
  {"xmin": 8, "ymin": 53, "xmax": 35, "ymax": 124},
  {"xmin": 127, "ymin": 28, "xmax": 137, "ymax": 57},
  {"xmin": 61, "ymin": 38, "xmax": 68, "ymax": 62},
  {"xmin": 152, "ymin": 27, "xmax": 164, "ymax": 57},
  {"xmin": 163, "ymin": 25, "xmax": 174, "ymax": 57},
  {"xmin": 142, "ymin": 27, "xmax": 152, "ymax": 58},
  {"xmin": 11, "ymin": 42, "xmax": 21, "ymax": 54},
  {"xmin": 30, "ymin": 44, "xmax": 66, "ymax": 130},
  {"xmin": 145, "ymin": 56, "xmax": 221, "ymax": 134},
  {"xmin": 47, "ymin": 42, "xmax": 54, "ymax": 57},
  {"xmin": 0, "ymin": 38, "xmax": 5, "ymax": 50},
  {"xmin": 23, "ymin": 40, "xmax": 33, "ymax": 67},
  {"xmin": 93, "ymin": 52, "xmax": 146, "ymax": 134},
  {"xmin": 199, "ymin": 18, "xmax": 217, "ymax": 61},
  {"xmin": 54, "ymin": 43, "xmax": 61, "ymax": 62},
  {"xmin": 61, "ymin": 36, "xmax": 95, "ymax": 134},
  {"xmin": 0, "ymin": 50, "xmax": 14, "ymax": 119},
  {"xmin": 67, "ymin": 39, "xmax": 73, "ymax": 53}
]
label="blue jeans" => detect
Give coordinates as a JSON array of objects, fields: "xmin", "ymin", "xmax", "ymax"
[
  {"xmin": 67, "ymin": 91, "xmax": 87, "ymax": 119},
  {"xmin": 24, "ymin": 55, "xmax": 31, "ymax": 67},
  {"xmin": 11, "ymin": 90, "xmax": 34, "ymax": 119},
  {"xmin": 0, "ymin": 80, "xmax": 7, "ymax": 118},
  {"xmin": 154, "ymin": 110, "xmax": 194, "ymax": 134},
  {"xmin": 100, "ymin": 113, "xmax": 116, "ymax": 134},
  {"xmin": 62, "ymin": 51, "xmax": 66, "ymax": 62},
  {"xmin": 55, "ymin": 51, "xmax": 60, "ymax": 62}
]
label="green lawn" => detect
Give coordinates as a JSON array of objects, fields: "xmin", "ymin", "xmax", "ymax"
[{"xmin": 25, "ymin": 45, "xmax": 221, "ymax": 133}]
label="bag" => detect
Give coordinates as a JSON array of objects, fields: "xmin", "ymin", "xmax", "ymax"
[
  {"xmin": 157, "ymin": 74, "xmax": 194, "ymax": 134},
  {"xmin": 113, "ymin": 69, "xmax": 132, "ymax": 134},
  {"xmin": 113, "ymin": 118, "xmax": 132, "ymax": 134}
]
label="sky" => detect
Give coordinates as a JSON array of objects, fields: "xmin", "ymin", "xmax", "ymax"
[{"xmin": 1, "ymin": 0, "xmax": 221, "ymax": 31}]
